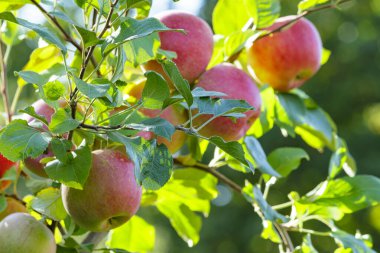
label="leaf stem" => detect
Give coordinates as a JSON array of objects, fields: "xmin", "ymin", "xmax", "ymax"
[
  {"xmin": 0, "ymin": 29, "xmax": 12, "ymax": 123},
  {"xmin": 272, "ymin": 201, "xmax": 292, "ymax": 210}
]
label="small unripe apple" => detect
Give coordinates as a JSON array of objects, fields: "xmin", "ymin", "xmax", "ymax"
[
  {"xmin": 247, "ymin": 16, "xmax": 322, "ymax": 91},
  {"xmin": 61, "ymin": 149, "xmax": 142, "ymax": 232},
  {"xmin": 0, "ymin": 197, "xmax": 27, "ymax": 221},
  {"xmin": 144, "ymin": 10, "xmax": 214, "ymax": 84},
  {"xmin": 194, "ymin": 63, "xmax": 261, "ymax": 141},
  {"xmin": 0, "ymin": 213, "xmax": 56, "ymax": 253},
  {"xmin": 0, "ymin": 153, "xmax": 17, "ymax": 190}
]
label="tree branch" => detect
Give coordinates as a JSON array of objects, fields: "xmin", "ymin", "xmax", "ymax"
[
  {"xmin": 227, "ymin": 0, "xmax": 353, "ymax": 63},
  {"xmin": 174, "ymin": 159, "xmax": 294, "ymax": 251},
  {"xmin": 30, "ymin": 0, "xmax": 100, "ymax": 75},
  {"xmin": 0, "ymin": 31, "xmax": 11, "ymax": 123}
]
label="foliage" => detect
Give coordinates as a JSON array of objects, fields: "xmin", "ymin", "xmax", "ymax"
[{"xmin": 0, "ymin": 0, "xmax": 377, "ymax": 252}]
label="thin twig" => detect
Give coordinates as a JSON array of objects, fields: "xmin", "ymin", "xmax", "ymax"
[
  {"xmin": 227, "ymin": 0, "xmax": 353, "ymax": 63},
  {"xmin": 174, "ymin": 159, "xmax": 294, "ymax": 251},
  {"xmin": 0, "ymin": 30, "xmax": 11, "ymax": 123},
  {"xmin": 29, "ymin": 0, "xmax": 100, "ymax": 75}
]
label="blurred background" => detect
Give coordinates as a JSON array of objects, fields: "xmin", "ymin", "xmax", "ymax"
[{"xmin": 4, "ymin": 0, "xmax": 380, "ymax": 252}]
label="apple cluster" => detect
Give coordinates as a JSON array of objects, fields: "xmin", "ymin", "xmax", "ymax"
[{"xmin": 0, "ymin": 9, "xmax": 323, "ymax": 251}]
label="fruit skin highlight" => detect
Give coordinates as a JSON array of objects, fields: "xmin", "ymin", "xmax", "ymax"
[
  {"xmin": 194, "ymin": 63, "xmax": 262, "ymax": 141},
  {"xmin": 0, "ymin": 213, "xmax": 57, "ymax": 253},
  {"xmin": 144, "ymin": 10, "xmax": 214, "ymax": 84},
  {"xmin": 247, "ymin": 16, "xmax": 322, "ymax": 92},
  {"xmin": 61, "ymin": 149, "xmax": 142, "ymax": 232}
]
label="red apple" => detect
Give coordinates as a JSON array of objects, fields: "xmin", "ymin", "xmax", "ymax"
[
  {"xmin": 247, "ymin": 16, "xmax": 322, "ymax": 92},
  {"xmin": 0, "ymin": 153, "xmax": 17, "ymax": 191},
  {"xmin": 144, "ymin": 10, "xmax": 214, "ymax": 84},
  {"xmin": 61, "ymin": 149, "xmax": 142, "ymax": 232},
  {"xmin": 194, "ymin": 63, "xmax": 261, "ymax": 141}
]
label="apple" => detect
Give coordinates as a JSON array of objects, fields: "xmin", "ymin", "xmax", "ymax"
[
  {"xmin": 144, "ymin": 10, "xmax": 214, "ymax": 84},
  {"xmin": 247, "ymin": 16, "xmax": 322, "ymax": 92},
  {"xmin": 0, "ymin": 213, "xmax": 56, "ymax": 253},
  {"xmin": 194, "ymin": 63, "xmax": 262, "ymax": 141},
  {"xmin": 113, "ymin": 82, "xmax": 188, "ymax": 154},
  {"xmin": 61, "ymin": 149, "xmax": 142, "ymax": 232},
  {"xmin": 23, "ymin": 99, "xmax": 69, "ymax": 177},
  {"xmin": 0, "ymin": 153, "xmax": 17, "ymax": 191},
  {"xmin": 0, "ymin": 197, "xmax": 27, "ymax": 221},
  {"xmin": 141, "ymin": 105, "xmax": 187, "ymax": 154}
]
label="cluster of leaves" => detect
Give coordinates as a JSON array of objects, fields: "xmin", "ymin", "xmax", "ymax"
[{"xmin": 0, "ymin": 0, "xmax": 378, "ymax": 252}]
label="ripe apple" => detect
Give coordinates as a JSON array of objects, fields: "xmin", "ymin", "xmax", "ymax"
[
  {"xmin": 141, "ymin": 105, "xmax": 187, "ymax": 154},
  {"xmin": 0, "ymin": 153, "xmax": 17, "ymax": 191},
  {"xmin": 0, "ymin": 197, "xmax": 27, "ymax": 221},
  {"xmin": 0, "ymin": 213, "xmax": 56, "ymax": 253},
  {"xmin": 194, "ymin": 63, "xmax": 262, "ymax": 141},
  {"xmin": 144, "ymin": 10, "xmax": 214, "ymax": 84},
  {"xmin": 61, "ymin": 149, "xmax": 142, "ymax": 232},
  {"xmin": 23, "ymin": 99, "xmax": 69, "ymax": 177},
  {"xmin": 113, "ymin": 83, "xmax": 188, "ymax": 154},
  {"xmin": 247, "ymin": 16, "xmax": 322, "ymax": 92}
]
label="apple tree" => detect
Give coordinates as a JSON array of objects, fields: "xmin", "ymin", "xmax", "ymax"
[{"xmin": 0, "ymin": 0, "xmax": 378, "ymax": 252}]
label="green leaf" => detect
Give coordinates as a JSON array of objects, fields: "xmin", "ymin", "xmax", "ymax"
[
  {"xmin": 267, "ymin": 147, "xmax": 309, "ymax": 177},
  {"xmin": 0, "ymin": 0, "xmax": 32, "ymax": 12},
  {"xmin": 332, "ymin": 230, "xmax": 376, "ymax": 253},
  {"xmin": 224, "ymin": 30, "xmax": 255, "ymax": 57},
  {"xmin": 45, "ymin": 141, "xmax": 92, "ymax": 190},
  {"xmin": 16, "ymin": 45, "xmax": 63, "ymax": 87},
  {"xmin": 142, "ymin": 71, "xmax": 170, "ymax": 110},
  {"xmin": 300, "ymin": 175, "xmax": 380, "ymax": 213},
  {"xmin": 329, "ymin": 137, "xmax": 356, "ymax": 178},
  {"xmin": 212, "ymin": 0, "xmax": 251, "ymax": 36},
  {"xmin": 111, "ymin": 47, "xmax": 127, "ymax": 83},
  {"xmin": 261, "ymin": 220, "xmax": 282, "ymax": 243},
  {"xmin": 73, "ymin": 76, "xmax": 111, "ymax": 99},
  {"xmin": 294, "ymin": 234, "xmax": 318, "ymax": 253},
  {"xmin": 75, "ymin": 26, "xmax": 103, "ymax": 48},
  {"xmin": 0, "ymin": 12, "xmax": 66, "ymax": 53},
  {"xmin": 126, "ymin": 0, "xmax": 152, "ymax": 18},
  {"xmin": 209, "ymin": 136, "xmax": 249, "ymax": 167},
  {"xmin": 141, "ymin": 142, "xmax": 173, "ymax": 190},
  {"xmin": 50, "ymin": 138, "xmax": 72, "ymax": 163},
  {"xmin": 19, "ymin": 106, "xmax": 49, "ymax": 125},
  {"xmin": 160, "ymin": 60, "xmax": 193, "ymax": 107},
  {"xmin": 49, "ymin": 108, "xmax": 80, "ymax": 134},
  {"xmin": 195, "ymin": 97, "xmax": 254, "ymax": 117},
  {"xmin": 107, "ymin": 216, "xmax": 155, "ymax": 253},
  {"xmin": 298, "ymin": 0, "xmax": 329, "ymax": 13},
  {"xmin": 244, "ymin": 136, "xmax": 281, "ymax": 177},
  {"xmin": 244, "ymin": 0, "xmax": 281, "ymax": 29},
  {"xmin": 128, "ymin": 117, "xmax": 175, "ymax": 141},
  {"xmin": 102, "ymin": 17, "xmax": 180, "ymax": 54},
  {"xmin": 321, "ymin": 47, "xmax": 331, "ymax": 65},
  {"xmin": 242, "ymin": 182, "xmax": 288, "ymax": 222},
  {"xmin": 50, "ymin": 11, "xmax": 80, "ymax": 27},
  {"xmin": 15, "ymin": 70, "xmax": 49, "ymax": 86},
  {"xmin": 30, "ymin": 187, "xmax": 67, "ymax": 221},
  {"xmin": 0, "ymin": 120, "xmax": 51, "ymax": 162},
  {"xmin": 276, "ymin": 92, "xmax": 337, "ymax": 150},
  {"xmin": 247, "ymin": 85, "xmax": 276, "ymax": 137},
  {"xmin": 124, "ymin": 33, "xmax": 161, "ymax": 67}
]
